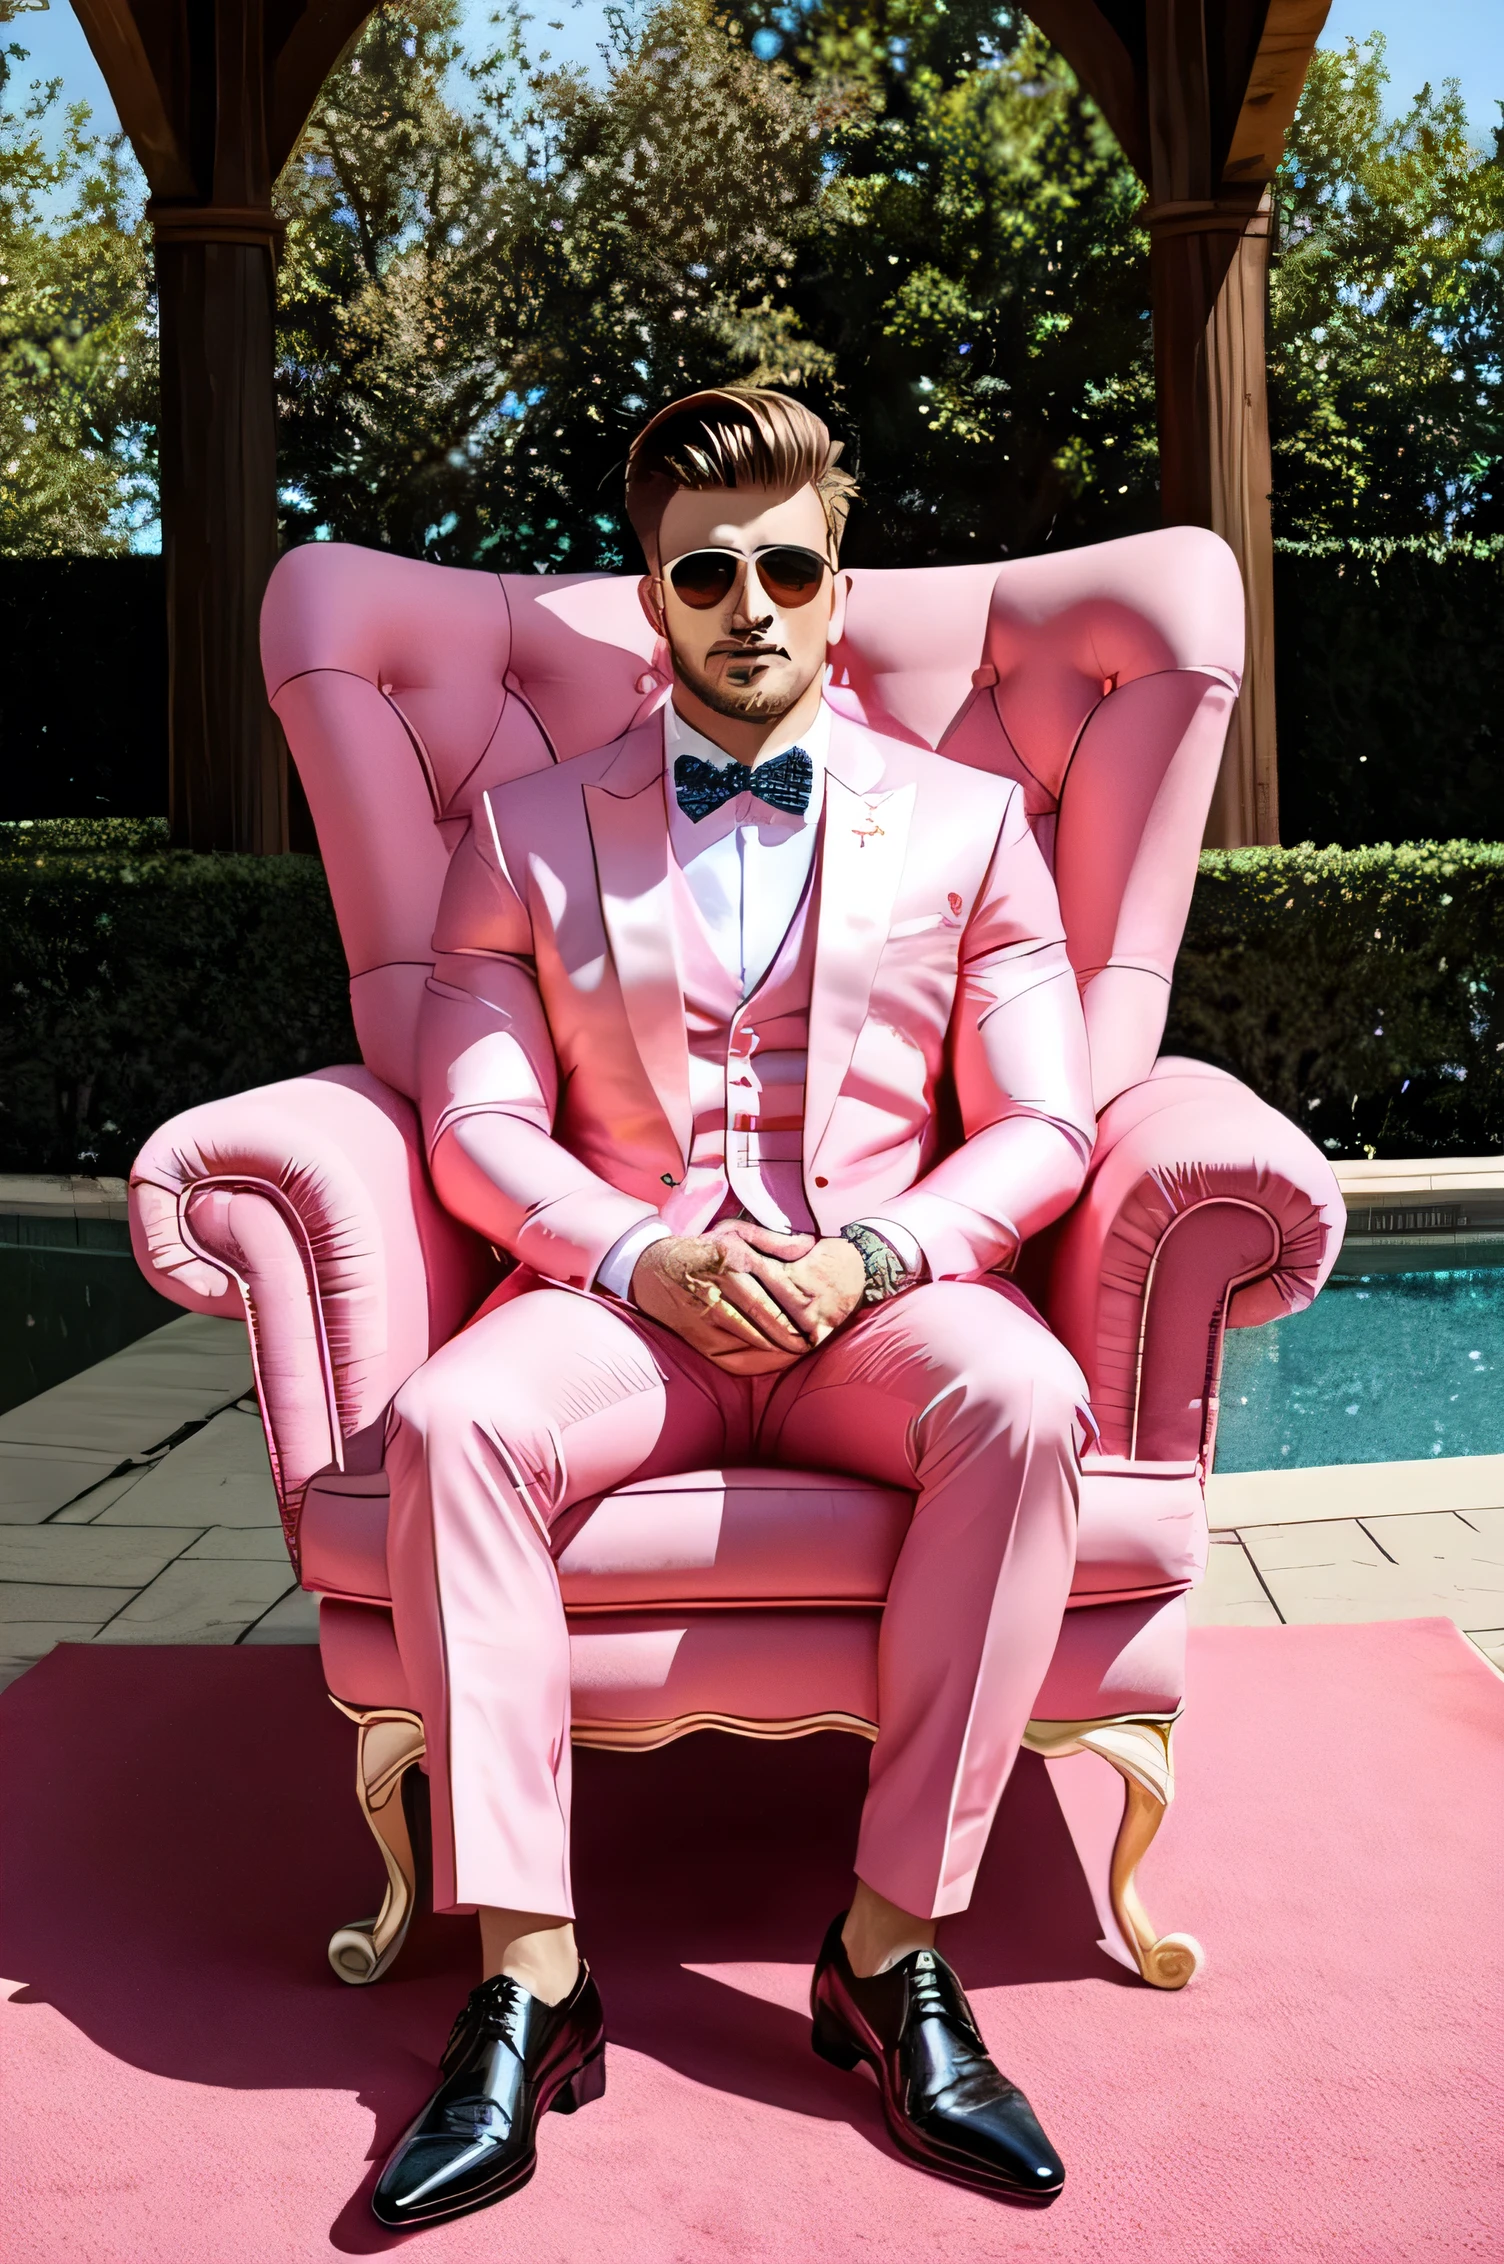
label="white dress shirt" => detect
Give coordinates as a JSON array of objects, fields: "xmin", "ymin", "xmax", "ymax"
[
  {"xmin": 663, "ymin": 700, "xmax": 828, "ymax": 994},
  {"xmin": 593, "ymin": 699, "xmax": 922, "ymax": 1303}
]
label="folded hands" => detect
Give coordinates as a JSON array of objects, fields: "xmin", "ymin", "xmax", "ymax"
[{"xmin": 629, "ymin": 1221, "xmax": 867, "ymax": 1374}]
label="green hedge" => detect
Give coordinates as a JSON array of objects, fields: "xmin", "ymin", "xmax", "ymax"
[
  {"xmin": 1167, "ymin": 842, "xmax": 1503, "ymax": 1159},
  {"xmin": 1, "ymin": 825, "xmax": 1499, "ymax": 1174},
  {"xmin": 0, "ymin": 822, "xmax": 355, "ymax": 1176},
  {"xmin": 0, "ymin": 560, "xmax": 168, "ymax": 821},
  {"xmin": 1274, "ymin": 539, "xmax": 1504, "ymax": 849}
]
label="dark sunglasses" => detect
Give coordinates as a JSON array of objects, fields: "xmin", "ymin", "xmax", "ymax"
[{"xmin": 661, "ymin": 544, "xmax": 834, "ymax": 611}]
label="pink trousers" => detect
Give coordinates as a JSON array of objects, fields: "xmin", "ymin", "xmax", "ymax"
[{"xmin": 386, "ymin": 1275, "xmax": 1086, "ymax": 1921}]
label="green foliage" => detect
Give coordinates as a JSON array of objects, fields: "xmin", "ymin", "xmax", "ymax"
[
  {"xmin": 0, "ymin": 45, "xmax": 156, "ymax": 554},
  {"xmin": 1271, "ymin": 37, "xmax": 1504, "ymax": 545},
  {"xmin": 1, "ymin": 829, "xmax": 1496, "ymax": 1173},
  {"xmin": 1275, "ymin": 537, "xmax": 1504, "ymax": 847},
  {"xmin": 276, "ymin": 0, "xmax": 826, "ymax": 565},
  {"xmin": 0, "ymin": 836, "xmax": 354, "ymax": 1174},
  {"xmin": 272, "ymin": 0, "xmax": 1154, "ymax": 567},
  {"xmin": 0, "ymin": 817, "xmax": 168, "ymax": 853},
  {"xmin": 727, "ymin": 2, "xmax": 1156, "ymax": 562},
  {"xmin": 1167, "ymin": 842, "xmax": 1504, "ymax": 1160}
]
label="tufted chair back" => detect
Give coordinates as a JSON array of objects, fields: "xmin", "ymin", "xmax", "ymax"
[{"xmin": 263, "ymin": 527, "xmax": 1242, "ymax": 1114}]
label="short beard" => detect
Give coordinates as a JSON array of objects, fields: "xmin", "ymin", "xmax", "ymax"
[{"xmin": 668, "ymin": 640, "xmax": 816, "ymax": 723}]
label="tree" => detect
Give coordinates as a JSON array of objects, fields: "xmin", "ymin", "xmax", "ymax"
[
  {"xmin": 272, "ymin": 0, "xmax": 1155, "ymax": 570},
  {"xmin": 0, "ymin": 20, "xmax": 156, "ymax": 556},
  {"xmin": 728, "ymin": 0, "xmax": 1156, "ymax": 564},
  {"xmin": 1270, "ymin": 37, "xmax": 1504, "ymax": 545},
  {"xmin": 275, "ymin": 0, "xmax": 826, "ymax": 568}
]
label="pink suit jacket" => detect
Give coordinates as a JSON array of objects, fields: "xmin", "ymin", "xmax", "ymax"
[{"xmin": 418, "ymin": 709, "xmax": 1097, "ymax": 1288}]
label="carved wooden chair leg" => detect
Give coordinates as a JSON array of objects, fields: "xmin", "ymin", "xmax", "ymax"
[
  {"xmin": 1023, "ymin": 1713, "xmax": 1205, "ymax": 1990},
  {"xmin": 327, "ymin": 1702, "xmax": 427, "ymax": 1986}
]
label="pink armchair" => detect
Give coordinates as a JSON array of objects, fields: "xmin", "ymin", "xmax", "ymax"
[{"xmin": 130, "ymin": 530, "xmax": 1342, "ymax": 1996}]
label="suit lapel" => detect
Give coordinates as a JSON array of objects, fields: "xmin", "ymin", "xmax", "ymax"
[
  {"xmin": 584, "ymin": 750, "xmax": 692, "ymax": 1172},
  {"xmin": 804, "ymin": 722, "xmax": 915, "ymax": 1172}
]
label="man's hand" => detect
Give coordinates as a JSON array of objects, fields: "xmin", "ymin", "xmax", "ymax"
[
  {"xmin": 730, "ymin": 1223, "xmax": 867, "ymax": 1346},
  {"xmin": 630, "ymin": 1228, "xmax": 814, "ymax": 1375}
]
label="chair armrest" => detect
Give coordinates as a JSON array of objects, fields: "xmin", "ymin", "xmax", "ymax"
[
  {"xmin": 1041, "ymin": 1058, "xmax": 1345, "ymax": 1463},
  {"xmin": 129, "ymin": 1065, "xmax": 496, "ymax": 1545}
]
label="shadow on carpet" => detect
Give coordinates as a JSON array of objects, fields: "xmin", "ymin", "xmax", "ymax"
[{"xmin": 1, "ymin": 1623, "xmax": 1500, "ymax": 2264}]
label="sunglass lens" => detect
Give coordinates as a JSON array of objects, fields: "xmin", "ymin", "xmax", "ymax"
[
  {"xmin": 757, "ymin": 548, "xmax": 827, "ymax": 607},
  {"xmin": 669, "ymin": 552, "xmax": 738, "ymax": 608}
]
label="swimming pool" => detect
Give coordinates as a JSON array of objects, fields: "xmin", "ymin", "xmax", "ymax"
[
  {"xmin": 0, "ymin": 1213, "xmax": 178, "ymax": 1419},
  {"xmin": 1214, "ymin": 1256, "xmax": 1504, "ymax": 1474}
]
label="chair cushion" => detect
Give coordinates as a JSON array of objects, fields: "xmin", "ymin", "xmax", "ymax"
[
  {"xmin": 318, "ymin": 1594, "xmax": 883, "ymax": 1735},
  {"xmin": 552, "ymin": 1470, "xmax": 913, "ymax": 1608},
  {"xmin": 300, "ymin": 1455, "xmax": 1205, "ymax": 1611}
]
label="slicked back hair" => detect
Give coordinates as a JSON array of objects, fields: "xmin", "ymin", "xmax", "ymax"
[{"xmin": 626, "ymin": 386, "xmax": 857, "ymax": 565}]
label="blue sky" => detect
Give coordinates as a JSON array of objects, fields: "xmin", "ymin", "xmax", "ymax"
[{"xmin": 9, "ymin": 0, "xmax": 1502, "ymax": 157}]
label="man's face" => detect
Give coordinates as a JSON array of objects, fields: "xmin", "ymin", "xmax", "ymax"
[{"xmin": 639, "ymin": 482, "xmax": 848, "ymax": 724}]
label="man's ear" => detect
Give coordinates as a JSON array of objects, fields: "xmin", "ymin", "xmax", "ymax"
[
  {"xmin": 638, "ymin": 574, "xmax": 666, "ymax": 636},
  {"xmin": 826, "ymin": 569, "xmax": 851, "ymax": 651}
]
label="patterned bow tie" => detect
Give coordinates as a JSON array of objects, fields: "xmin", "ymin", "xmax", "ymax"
[{"xmin": 673, "ymin": 744, "xmax": 814, "ymax": 825}]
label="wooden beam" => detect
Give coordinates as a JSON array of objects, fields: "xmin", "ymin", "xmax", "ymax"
[
  {"xmin": 68, "ymin": 0, "xmax": 193, "ymax": 195},
  {"xmin": 1017, "ymin": 0, "xmax": 1150, "ymax": 177},
  {"xmin": 267, "ymin": 0, "xmax": 373, "ymax": 174},
  {"xmin": 1223, "ymin": 0, "xmax": 1329, "ymax": 184}
]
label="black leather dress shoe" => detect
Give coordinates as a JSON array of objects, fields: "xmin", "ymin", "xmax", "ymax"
[
  {"xmin": 810, "ymin": 1913, "xmax": 1064, "ymax": 2201},
  {"xmin": 371, "ymin": 1964, "xmax": 606, "ymax": 2230}
]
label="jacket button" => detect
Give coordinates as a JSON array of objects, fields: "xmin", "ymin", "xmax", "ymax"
[{"xmin": 814, "ymin": 1175, "xmax": 829, "ymax": 1188}]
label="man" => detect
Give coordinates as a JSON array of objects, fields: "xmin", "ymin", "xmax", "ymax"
[{"xmin": 373, "ymin": 388, "xmax": 1096, "ymax": 2230}]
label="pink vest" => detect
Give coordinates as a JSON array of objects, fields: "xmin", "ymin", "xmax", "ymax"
[{"xmin": 659, "ymin": 860, "xmax": 819, "ymax": 1240}]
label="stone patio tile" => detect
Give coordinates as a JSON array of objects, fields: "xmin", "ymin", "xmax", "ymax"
[
  {"xmin": 0, "ymin": 1582, "xmax": 137, "ymax": 1623},
  {"xmin": 93, "ymin": 1559, "xmax": 295, "ymax": 1644},
  {"xmin": 93, "ymin": 1410, "xmax": 280, "ymax": 1529},
  {"xmin": 1239, "ymin": 1517, "xmax": 1486, "ymax": 1628},
  {"xmin": 1207, "ymin": 1452, "xmax": 1504, "ymax": 1532},
  {"xmin": 179, "ymin": 1525, "xmax": 293, "ymax": 1562},
  {"xmin": 48, "ymin": 1462, "xmax": 159, "ymax": 1524},
  {"xmin": 0, "ymin": 1525, "xmax": 196, "ymax": 1588},
  {"xmin": 241, "ymin": 1586, "xmax": 321, "ymax": 1643},
  {"xmin": 1186, "ymin": 1534, "xmax": 1281, "ymax": 1627},
  {"xmin": 0, "ymin": 1441, "xmax": 122, "ymax": 1523},
  {"xmin": 0, "ymin": 1314, "xmax": 251, "ymax": 1457},
  {"xmin": 0, "ymin": 1172, "xmax": 129, "ymax": 1219},
  {"xmin": 1355, "ymin": 1510, "xmax": 1504, "ymax": 1629}
]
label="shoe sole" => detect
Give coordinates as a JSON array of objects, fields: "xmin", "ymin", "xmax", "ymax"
[
  {"xmin": 370, "ymin": 2047, "xmax": 607, "ymax": 2230},
  {"xmin": 812, "ymin": 2020, "xmax": 1063, "ymax": 2205}
]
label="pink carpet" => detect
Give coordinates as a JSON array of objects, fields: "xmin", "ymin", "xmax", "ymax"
[{"xmin": 1, "ymin": 1622, "xmax": 1500, "ymax": 2264}]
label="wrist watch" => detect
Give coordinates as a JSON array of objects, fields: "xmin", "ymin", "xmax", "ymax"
[{"xmin": 840, "ymin": 1222, "xmax": 918, "ymax": 1306}]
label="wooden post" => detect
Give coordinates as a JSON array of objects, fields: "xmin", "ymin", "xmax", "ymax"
[
  {"xmin": 1010, "ymin": 0, "xmax": 1328, "ymax": 845},
  {"xmin": 1203, "ymin": 194, "xmax": 1278, "ymax": 846},
  {"xmin": 153, "ymin": 216, "xmax": 286, "ymax": 852},
  {"xmin": 68, "ymin": 0, "xmax": 373, "ymax": 850}
]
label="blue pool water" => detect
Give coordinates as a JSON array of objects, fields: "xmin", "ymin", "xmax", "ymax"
[
  {"xmin": 1214, "ymin": 1266, "xmax": 1504, "ymax": 1473},
  {"xmin": 0, "ymin": 1218, "xmax": 178, "ymax": 1418}
]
